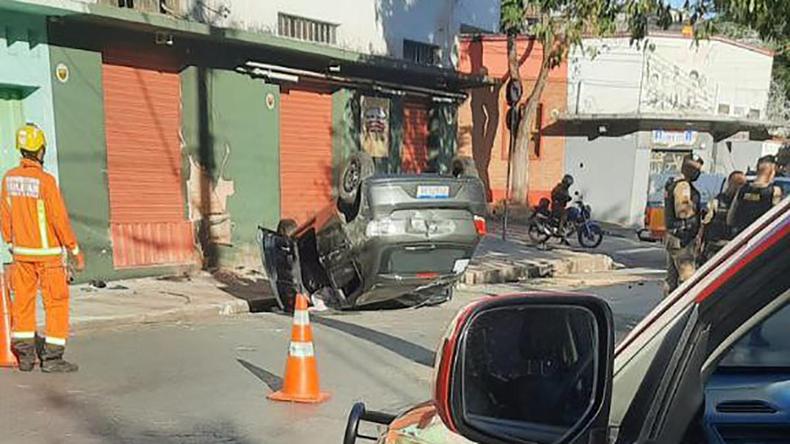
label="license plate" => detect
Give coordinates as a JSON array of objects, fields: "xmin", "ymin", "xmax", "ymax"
[{"xmin": 416, "ymin": 185, "xmax": 449, "ymax": 199}]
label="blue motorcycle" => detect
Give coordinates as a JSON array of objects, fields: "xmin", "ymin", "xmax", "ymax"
[{"xmin": 528, "ymin": 193, "xmax": 604, "ymax": 248}]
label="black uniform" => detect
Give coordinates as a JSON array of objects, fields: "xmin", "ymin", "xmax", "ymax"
[
  {"xmin": 731, "ymin": 183, "xmax": 775, "ymax": 235},
  {"xmin": 700, "ymin": 191, "xmax": 734, "ymax": 263}
]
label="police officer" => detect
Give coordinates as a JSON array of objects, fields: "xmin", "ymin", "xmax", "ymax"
[
  {"xmin": 728, "ymin": 155, "xmax": 783, "ymax": 235},
  {"xmin": 727, "ymin": 155, "xmax": 783, "ymax": 347},
  {"xmin": 699, "ymin": 170, "xmax": 746, "ymax": 264},
  {"xmin": 664, "ymin": 154, "xmax": 704, "ymax": 295}
]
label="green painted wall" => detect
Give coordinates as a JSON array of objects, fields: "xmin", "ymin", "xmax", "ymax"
[
  {"xmin": 181, "ymin": 67, "xmax": 280, "ymax": 269},
  {"xmin": 331, "ymin": 88, "xmax": 360, "ymax": 186},
  {"xmin": 48, "ymin": 45, "xmax": 116, "ymax": 282},
  {"xmin": 428, "ymin": 103, "xmax": 459, "ymax": 174}
]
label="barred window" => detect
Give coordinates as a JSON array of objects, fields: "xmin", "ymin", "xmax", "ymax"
[
  {"xmin": 278, "ymin": 13, "xmax": 337, "ymax": 45},
  {"xmin": 403, "ymin": 40, "xmax": 440, "ymax": 65}
]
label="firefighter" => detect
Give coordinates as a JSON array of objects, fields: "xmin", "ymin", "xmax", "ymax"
[
  {"xmin": 0, "ymin": 123, "xmax": 84, "ymax": 372},
  {"xmin": 663, "ymin": 154, "xmax": 704, "ymax": 295},
  {"xmin": 699, "ymin": 170, "xmax": 746, "ymax": 264}
]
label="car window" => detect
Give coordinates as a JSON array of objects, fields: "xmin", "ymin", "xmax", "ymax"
[{"xmin": 718, "ymin": 302, "xmax": 790, "ymax": 368}]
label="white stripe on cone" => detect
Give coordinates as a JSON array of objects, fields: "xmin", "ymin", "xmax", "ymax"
[
  {"xmin": 289, "ymin": 341, "xmax": 315, "ymax": 358},
  {"xmin": 293, "ymin": 310, "xmax": 310, "ymax": 326}
]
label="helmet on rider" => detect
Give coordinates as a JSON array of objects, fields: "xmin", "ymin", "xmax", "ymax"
[{"xmin": 561, "ymin": 174, "xmax": 574, "ymax": 187}]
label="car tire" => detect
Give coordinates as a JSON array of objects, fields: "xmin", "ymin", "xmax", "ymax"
[
  {"xmin": 339, "ymin": 152, "xmax": 375, "ymax": 206},
  {"xmin": 276, "ymin": 218, "xmax": 298, "ymax": 237},
  {"xmin": 451, "ymin": 156, "xmax": 479, "ymax": 179}
]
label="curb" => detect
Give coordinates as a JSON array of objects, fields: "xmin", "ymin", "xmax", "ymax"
[
  {"xmin": 70, "ymin": 299, "xmax": 251, "ymax": 333},
  {"xmin": 462, "ymin": 253, "xmax": 615, "ymax": 285}
]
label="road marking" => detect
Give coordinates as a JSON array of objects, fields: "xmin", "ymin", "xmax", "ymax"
[{"xmin": 616, "ymin": 247, "xmax": 664, "ymax": 255}]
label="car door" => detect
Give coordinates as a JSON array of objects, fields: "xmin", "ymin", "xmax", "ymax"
[{"xmin": 614, "ymin": 200, "xmax": 789, "ymax": 444}]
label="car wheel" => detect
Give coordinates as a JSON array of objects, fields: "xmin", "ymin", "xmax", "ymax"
[
  {"xmin": 277, "ymin": 218, "xmax": 298, "ymax": 237},
  {"xmin": 451, "ymin": 155, "xmax": 479, "ymax": 179},
  {"xmin": 339, "ymin": 152, "xmax": 375, "ymax": 206}
]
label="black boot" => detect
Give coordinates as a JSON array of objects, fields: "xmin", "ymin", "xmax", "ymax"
[
  {"xmin": 11, "ymin": 339, "xmax": 37, "ymax": 372},
  {"xmin": 39, "ymin": 343, "xmax": 78, "ymax": 373}
]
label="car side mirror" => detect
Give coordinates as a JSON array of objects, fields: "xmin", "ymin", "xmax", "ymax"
[{"xmin": 434, "ymin": 294, "xmax": 614, "ymax": 444}]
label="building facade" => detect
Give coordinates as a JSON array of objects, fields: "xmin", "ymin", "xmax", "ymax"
[
  {"xmin": 456, "ymin": 35, "xmax": 568, "ymax": 205},
  {"xmin": 0, "ymin": 0, "xmax": 499, "ymax": 281},
  {"xmin": 564, "ymin": 34, "xmax": 776, "ymax": 227}
]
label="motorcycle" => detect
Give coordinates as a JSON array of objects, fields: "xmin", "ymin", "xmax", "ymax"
[{"xmin": 528, "ymin": 193, "xmax": 604, "ymax": 248}]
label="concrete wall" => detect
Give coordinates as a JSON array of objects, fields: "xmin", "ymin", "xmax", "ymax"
[
  {"xmin": 184, "ymin": 0, "xmax": 500, "ymax": 66},
  {"xmin": 181, "ymin": 67, "xmax": 281, "ymax": 269},
  {"xmin": 569, "ymin": 35, "xmax": 774, "ymax": 117},
  {"xmin": 565, "ymin": 135, "xmax": 640, "ymax": 226},
  {"xmin": 457, "ymin": 35, "xmax": 568, "ymax": 205}
]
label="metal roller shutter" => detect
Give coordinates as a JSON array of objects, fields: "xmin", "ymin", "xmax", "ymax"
[
  {"xmin": 279, "ymin": 87, "xmax": 333, "ymax": 223},
  {"xmin": 102, "ymin": 52, "xmax": 195, "ymax": 268}
]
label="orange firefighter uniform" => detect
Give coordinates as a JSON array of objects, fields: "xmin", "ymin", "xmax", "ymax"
[{"xmin": 1, "ymin": 144, "xmax": 81, "ymax": 348}]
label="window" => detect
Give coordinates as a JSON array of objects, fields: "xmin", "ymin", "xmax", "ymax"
[
  {"xmin": 747, "ymin": 108, "xmax": 761, "ymax": 119},
  {"xmin": 717, "ymin": 104, "xmax": 730, "ymax": 115},
  {"xmin": 718, "ymin": 303, "xmax": 790, "ymax": 369},
  {"xmin": 403, "ymin": 40, "xmax": 441, "ymax": 65},
  {"xmin": 278, "ymin": 13, "xmax": 337, "ymax": 45}
]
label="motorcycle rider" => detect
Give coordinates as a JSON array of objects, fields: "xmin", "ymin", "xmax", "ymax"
[
  {"xmin": 699, "ymin": 170, "xmax": 746, "ymax": 264},
  {"xmin": 550, "ymin": 174, "xmax": 574, "ymax": 237},
  {"xmin": 664, "ymin": 154, "xmax": 704, "ymax": 295}
]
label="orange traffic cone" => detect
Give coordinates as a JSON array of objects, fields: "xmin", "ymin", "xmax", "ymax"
[
  {"xmin": 0, "ymin": 267, "xmax": 18, "ymax": 368},
  {"xmin": 268, "ymin": 293, "xmax": 329, "ymax": 403}
]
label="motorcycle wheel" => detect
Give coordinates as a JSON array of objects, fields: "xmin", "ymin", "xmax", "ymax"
[
  {"xmin": 528, "ymin": 221, "xmax": 551, "ymax": 244},
  {"xmin": 578, "ymin": 224, "xmax": 604, "ymax": 248}
]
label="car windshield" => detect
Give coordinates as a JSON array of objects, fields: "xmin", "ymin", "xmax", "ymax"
[{"xmin": 718, "ymin": 302, "xmax": 790, "ymax": 369}]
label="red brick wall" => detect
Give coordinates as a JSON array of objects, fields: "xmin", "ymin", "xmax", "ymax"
[{"xmin": 457, "ymin": 36, "xmax": 567, "ymax": 205}]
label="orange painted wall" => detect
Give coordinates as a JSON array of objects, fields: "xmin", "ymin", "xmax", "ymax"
[{"xmin": 457, "ymin": 36, "xmax": 567, "ymax": 205}]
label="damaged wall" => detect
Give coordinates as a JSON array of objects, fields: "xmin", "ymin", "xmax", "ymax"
[{"xmin": 181, "ymin": 67, "xmax": 280, "ymax": 270}]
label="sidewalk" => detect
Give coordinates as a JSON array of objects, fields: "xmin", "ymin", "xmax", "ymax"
[
  {"xmin": 35, "ymin": 270, "xmax": 273, "ymax": 333},
  {"xmin": 462, "ymin": 233, "xmax": 617, "ymax": 285},
  {"xmin": 26, "ymin": 226, "xmax": 622, "ymax": 333}
]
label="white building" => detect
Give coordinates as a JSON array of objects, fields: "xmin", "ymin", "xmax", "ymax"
[
  {"xmin": 183, "ymin": 0, "xmax": 500, "ymax": 67},
  {"xmin": 563, "ymin": 34, "xmax": 776, "ymax": 227}
]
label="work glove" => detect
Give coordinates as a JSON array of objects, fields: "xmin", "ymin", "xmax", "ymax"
[{"xmin": 70, "ymin": 251, "xmax": 85, "ymax": 272}]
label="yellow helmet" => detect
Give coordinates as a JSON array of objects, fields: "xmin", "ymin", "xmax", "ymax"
[{"xmin": 16, "ymin": 123, "xmax": 47, "ymax": 152}]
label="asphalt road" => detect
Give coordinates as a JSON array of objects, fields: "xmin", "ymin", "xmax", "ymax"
[{"xmin": 0, "ymin": 278, "xmax": 664, "ymax": 444}]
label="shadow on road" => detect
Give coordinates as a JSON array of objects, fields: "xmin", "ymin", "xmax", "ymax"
[
  {"xmin": 43, "ymin": 388, "xmax": 254, "ymax": 443},
  {"xmin": 213, "ymin": 270, "xmax": 278, "ymax": 313},
  {"xmin": 311, "ymin": 315, "xmax": 436, "ymax": 367},
  {"xmin": 236, "ymin": 358, "xmax": 283, "ymax": 392}
]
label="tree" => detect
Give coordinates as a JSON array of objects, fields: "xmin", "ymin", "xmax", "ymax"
[
  {"xmin": 500, "ymin": 0, "xmax": 665, "ymax": 204},
  {"xmin": 501, "ymin": 0, "xmax": 788, "ymax": 203}
]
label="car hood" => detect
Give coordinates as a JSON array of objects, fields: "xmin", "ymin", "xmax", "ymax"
[{"xmin": 381, "ymin": 402, "xmax": 469, "ymax": 444}]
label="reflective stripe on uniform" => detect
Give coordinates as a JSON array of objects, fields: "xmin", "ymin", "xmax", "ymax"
[
  {"xmin": 11, "ymin": 246, "xmax": 64, "ymax": 256},
  {"xmin": 71, "ymin": 246, "xmax": 80, "ymax": 255},
  {"xmin": 293, "ymin": 310, "xmax": 310, "ymax": 326},
  {"xmin": 289, "ymin": 341, "xmax": 315, "ymax": 358},
  {"xmin": 45, "ymin": 336, "xmax": 66, "ymax": 346},
  {"xmin": 37, "ymin": 199, "xmax": 49, "ymax": 249},
  {"xmin": 11, "ymin": 331, "xmax": 36, "ymax": 339}
]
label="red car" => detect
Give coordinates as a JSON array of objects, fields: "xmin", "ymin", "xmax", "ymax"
[{"xmin": 345, "ymin": 198, "xmax": 789, "ymax": 444}]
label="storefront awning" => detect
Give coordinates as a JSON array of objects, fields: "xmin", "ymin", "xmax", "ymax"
[{"xmin": 545, "ymin": 112, "xmax": 784, "ymax": 142}]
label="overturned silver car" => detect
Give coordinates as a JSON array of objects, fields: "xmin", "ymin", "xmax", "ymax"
[{"xmin": 258, "ymin": 153, "xmax": 487, "ymax": 311}]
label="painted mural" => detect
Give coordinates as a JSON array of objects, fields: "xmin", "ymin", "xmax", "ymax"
[{"xmin": 639, "ymin": 50, "xmax": 716, "ymax": 114}]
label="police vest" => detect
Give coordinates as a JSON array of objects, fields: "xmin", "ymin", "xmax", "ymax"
[
  {"xmin": 733, "ymin": 183, "xmax": 774, "ymax": 233},
  {"xmin": 705, "ymin": 192, "xmax": 733, "ymax": 243},
  {"xmin": 664, "ymin": 178, "xmax": 701, "ymax": 238}
]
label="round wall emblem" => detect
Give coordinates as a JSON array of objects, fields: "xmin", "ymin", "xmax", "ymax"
[
  {"xmin": 55, "ymin": 63, "xmax": 69, "ymax": 83},
  {"xmin": 265, "ymin": 93, "xmax": 276, "ymax": 110}
]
